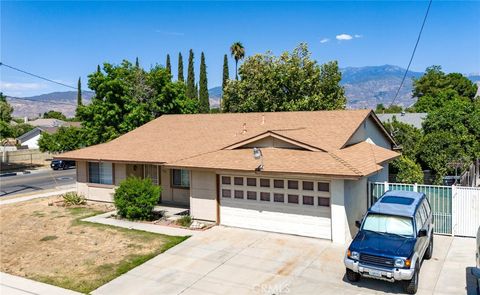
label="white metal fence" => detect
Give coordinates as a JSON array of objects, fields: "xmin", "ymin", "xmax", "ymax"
[{"xmin": 368, "ymin": 182, "xmax": 480, "ymax": 237}]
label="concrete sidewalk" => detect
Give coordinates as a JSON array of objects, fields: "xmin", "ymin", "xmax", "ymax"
[
  {"xmin": 83, "ymin": 211, "xmax": 203, "ymax": 237},
  {"xmin": 0, "ymin": 185, "xmax": 75, "ymax": 205},
  {"xmin": 0, "ymin": 272, "xmax": 81, "ymax": 295}
]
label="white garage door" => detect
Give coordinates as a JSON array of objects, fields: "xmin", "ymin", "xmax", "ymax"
[{"xmin": 220, "ymin": 175, "xmax": 332, "ymax": 240}]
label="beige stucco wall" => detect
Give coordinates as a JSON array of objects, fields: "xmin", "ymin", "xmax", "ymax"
[
  {"xmin": 347, "ymin": 117, "xmax": 391, "ymax": 149},
  {"xmin": 160, "ymin": 167, "xmax": 190, "ymax": 205},
  {"xmin": 189, "ymin": 170, "xmax": 217, "ymax": 222},
  {"xmin": 242, "ymin": 136, "xmax": 303, "ymax": 149},
  {"xmin": 330, "ymin": 179, "xmax": 347, "ymax": 244},
  {"xmin": 344, "ymin": 177, "xmax": 368, "ymax": 240}
]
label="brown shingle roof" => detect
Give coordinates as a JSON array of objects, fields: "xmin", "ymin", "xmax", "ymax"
[
  {"xmin": 57, "ymin": 110, "xmax": 398, "ymax": 177},
  {"xmin": 166, "ymin": 142, "xmax": 399, "ymax": 178}
]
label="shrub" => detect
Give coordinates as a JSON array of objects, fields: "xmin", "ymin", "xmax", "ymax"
[
  {"xmin": 114, "ymin": 177, "xmax": 161, "ymax": 220},
  {"xmin": 62, "ymin": 192, "xmax": 87, "ymax": 206},
  {"xmin": 176, "ymin": 215, "xmax": 192, "ymax": 227},
  {"xmin": 392, "ymin": 156, "xmax": 424, "ymax": 184}
]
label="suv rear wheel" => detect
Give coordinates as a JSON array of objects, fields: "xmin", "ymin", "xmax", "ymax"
[
  {"xmin": 424, "ymin": 236, "xmax": 433, "ymax": 260},
  {"xmin": 403, "ymin": 261, "xmax": 420, "ymax": 294},
  {"xmin": 346, "ymin": 268, "xmax": 360, "ymax": 282}
]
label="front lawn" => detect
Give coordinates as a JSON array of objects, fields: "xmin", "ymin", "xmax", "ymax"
[{"xmin": 0, "ymin": 196, "xmax": 187, "ymax": 293}]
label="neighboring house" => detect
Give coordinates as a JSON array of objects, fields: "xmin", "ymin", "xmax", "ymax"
[
  {"xmin": 377, "ymin": 112, "xmax": 427, "ymax": 129},
  {"xmin": 17, "ymin": 120, "xmax": 81, "ymax": 149},
  {"xmin": 58, "ymin": 110, "xmax": 399, "ymax": 244},
  {"xmin": 17, "ymin": 127, "xmax": 59, "ymax": 149}
]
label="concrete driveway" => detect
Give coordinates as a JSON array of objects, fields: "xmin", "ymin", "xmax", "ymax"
[{"xmin": 94, "ymin": 227, "xmax": 477, "ymax": 295}]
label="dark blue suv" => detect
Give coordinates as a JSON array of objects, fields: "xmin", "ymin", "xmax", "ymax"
[{"xmin": 344, "ymin": 191, "xmax": 433, "ymax": 294}]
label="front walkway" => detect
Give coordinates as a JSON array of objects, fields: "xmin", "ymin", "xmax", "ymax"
[
  {"xmin": 0, "ymin": 272, "xmax": 81, "ymax": 295},
  {"xmin": 82, "ymin": 211, "xmax": 204, "ymax": 237}
]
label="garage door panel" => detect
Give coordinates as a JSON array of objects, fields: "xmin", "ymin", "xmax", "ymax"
[
  {"xmin": 220, "ymin": 175, "xmax": 332, "ymax": 240},
  {"xmin": 221, "ymin": 206, "xmax": 331, "ymax": 239}
]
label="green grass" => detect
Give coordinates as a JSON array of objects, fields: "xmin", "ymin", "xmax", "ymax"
[{"xmin": 28, "ymin": 206, "xmax": 189, "ymax": 293}]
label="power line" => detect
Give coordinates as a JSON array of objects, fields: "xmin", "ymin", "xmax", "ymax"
[
  {"xmin": 0, "ymin": 62, "xmax": 77, "ymax": 90},
  {"xmin": 389, "ymin": 0, "xmax": 433, "ymax": 107}
]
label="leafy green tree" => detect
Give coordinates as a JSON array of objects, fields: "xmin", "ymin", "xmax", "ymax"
[
  {"xmin": 77, "ymin": 77, "xmax": 82, "ymax": 106},
  {"xmin": 391, "ymin": 156, "xmax": 424, "ymax": 184},
  {"xmin": 186, "ymin": 49, "xmax": 195, "ymax": 99},
  {"xmin": 178, "ymin": 52, "xmax": 184, "ymax": 82},
  {"xmin": 1, "ymin": 122, "xmax": 35, "ymax": 140},
  {"xmin": 38, "ymin": 126, "xmax": 86, "ymax": 153},
  {"xmin": 412, "ymin": 66, "xmax": 478, "ymax": 112},
  {"xmin": 43, "ymin": 110, "xmax": 67, "ymax": 120},
  {"xmin": 375, "ymin": 104, "xmax": 403, "ymax": 114},
  {"xmin": 166, "ymin": 54, "xmax": 171, "ymax": 76},
  {"xmin": 383, "ymin": 116, "xmax": 423, "ymax": 160},
  {"xmin": 222, "ymin": 43, "xmax": 346, "ymax": 112},
  {"xmin": 199, "ymin": 52, "xmax": 210, "ymax": 113},
  {"xmin": 230, "ymin": 41, "xmax": 245, "ymax": 80},
  {"xmin": 77, "ymin": 60, "xmax": 198, "ymax": 145},
  {"xmin": 0, "ymin": 92, "xmax": 13, "ymax": 123}
]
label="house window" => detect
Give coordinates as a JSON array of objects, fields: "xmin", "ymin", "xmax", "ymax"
[
  {"xmin": 260, "ymin": 178, "xmax": 270, "ymax": 188},
  {"xmin": 234, "ymin": 190, "xmax": 244, "ymax": 199},
  {"xmin": 221, "ymin": 176, "xmax": 231, "ymax": 185},
  {"xmin": 318, "ymin": 197, "xmax": 330, "ymax": 207},
  {"xmin": 303, "ymin": 195, "xmax": 314, "ymax": 205},
  {"xmin": 88, "ymin": 162, "xmax": 113, "ymax": 185},
  {"xmin": 260, "ymin": 192, "xmax": 271, "ymax": 202},
  {"xmin": 247, "ymin": 191, "xmax": 257, "ymax": 200},
  {"xmin": 222, "ymin": 189, "xmax": 231, "ymax": 198},
  {"xmin": 172, "ymin": 169, "xmax": 190, "ymax": 188},
  {"xmin": 247, "ymin": 178, "xmax": 257, "ymax": 186},
  {"xmin": 288, "ymin": 194, "xmax": 299, "ymax": 204},
  {"xmin": 274, "ymin": 193, "xmax": 284, "ymax": 203},
  {"xmin": 234, "ymin": 177, "xmax": 244, "ymax": 186},
  {"xmin": 288, "ymin": 180, "xmax": 298, "ymax": 190},
  {"xmin": 274, "ymin": 179, "xmax": 284, "ymax": 188},
  {"xmin": 318, "ymin": 182, "xmax": 330, "ymax": 192}
]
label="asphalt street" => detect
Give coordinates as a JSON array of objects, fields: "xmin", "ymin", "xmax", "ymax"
[{"xmin": 0, "ymin": 169, "xmax": 76, "ymax": 197}]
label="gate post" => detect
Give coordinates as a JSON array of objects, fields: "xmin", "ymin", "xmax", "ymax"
[
  {"xmin": 413, "ymin": 183, "xmax": 418, "ymax": 192},
  {"xmin": 384, "ymin": 181, "xmax": 389, "ymax": 193},
  {"xmin": 451, "ymin": 185, "xmax": 456, "ymax": 237}
]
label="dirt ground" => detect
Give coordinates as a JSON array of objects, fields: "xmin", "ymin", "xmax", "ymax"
[{"xmin": 0, "ymin": 196, "xmax": 186, "ymax": 293}]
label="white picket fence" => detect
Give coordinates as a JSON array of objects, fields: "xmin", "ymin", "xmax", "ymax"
[{"xmin": 369, "ymin": 182, "xmax": 480, "ymax": 237}]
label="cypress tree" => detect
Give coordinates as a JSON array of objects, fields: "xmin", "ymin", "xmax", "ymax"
[
  {"xmin": 186, "ymin": 49, "xmax": 196, "ymax": 99},
  {"xmin": 97, "ymin": 65, "xmax": 101, "ymax": 73},
  {"xmin": 222, "ymin": 54, "xmax": 229, "ymax": 91},
  {"xmin": 166, "ymin": 54, "xmax": 171, "ymax": 76},
  {"xmin": 178, "ymin": 52, "xmax": 184, "ymax": 82},
  {"xmin": 199, "ymin": 52, "xmax": 210, "ymax": 113},
  {"xmin": 77, "ymin": 77, "xmax": 82, "ymax": 106},
  {"xmin": 135, "ymin": 57, "xmax": 140, "ymax": 68}
]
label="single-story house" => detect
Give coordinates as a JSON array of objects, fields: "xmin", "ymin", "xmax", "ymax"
[
  {"xmin": 17, "ymin": 120, "xmax": 81, "ymax": 149},
  {"xmin": 57, "ymin": 110, "xmax": 399, "ymax": 244},
  {"xmin": 17, "ymin": 127, "xmax": 60, "ymax": 149}
]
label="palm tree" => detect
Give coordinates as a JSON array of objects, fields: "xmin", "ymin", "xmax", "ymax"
[{"xmin": 230, "ymin": 42, "xmax": 245, "ymax": 80}]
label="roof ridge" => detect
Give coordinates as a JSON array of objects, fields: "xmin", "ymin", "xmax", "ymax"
[{"xmin": 328, "ymin": 151, "xmax": 363, "ymax": 176}]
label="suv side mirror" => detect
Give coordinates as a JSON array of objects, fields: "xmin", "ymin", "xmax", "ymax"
[
  {"xmin": 418, "ymin": 229, "xmax": 427, "ymax": 237},
  {"xmin": 355, "ymin": 220, "xmax": 361, "ymax": 228}
]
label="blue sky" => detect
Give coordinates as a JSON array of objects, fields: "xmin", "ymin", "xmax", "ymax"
[{"xmin": 1, "ymin": 1, "xmax": 479, "ymax": 97}]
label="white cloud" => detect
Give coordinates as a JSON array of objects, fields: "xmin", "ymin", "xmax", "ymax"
[
  {"xmin": 354, "ymin": 34, "xmax": 363, "ymax": 38},
  {"xmin": 0, "ymin": 81, "xmax": 47, "ymax": 91},
  {"xmin": 336, "ymin": 34, "xmax": 353, "ymax": 41},
  {"xmin": 320, "ymin": 38, "xmax": 330, "ymax": 44}
]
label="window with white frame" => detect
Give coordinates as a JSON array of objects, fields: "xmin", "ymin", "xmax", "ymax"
[
  {"xmin": 88, "ymin": 162, "xmax": 113, "ymax": 185},
  {"xmin": 220, "ymin": 175, "xmax": 331, "ymax": 207},
  {"xmin": 172, "ymin": 169, "xmax": 190, "ymax": 188}
]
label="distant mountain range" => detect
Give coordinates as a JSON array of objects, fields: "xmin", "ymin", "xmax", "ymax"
[{"xmin": 6, "ymin": 65, "xmax": 479, "ymax": 117}]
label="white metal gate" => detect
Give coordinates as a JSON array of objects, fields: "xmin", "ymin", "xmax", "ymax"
[{"xmin": 453, "ymin": 186, "xmax": 480, "ymax": 237}]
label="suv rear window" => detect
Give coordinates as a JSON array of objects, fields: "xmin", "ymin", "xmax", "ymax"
[{"xmin": 380, "ymin": 196, "xmax": 414, "ymax": 205}]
